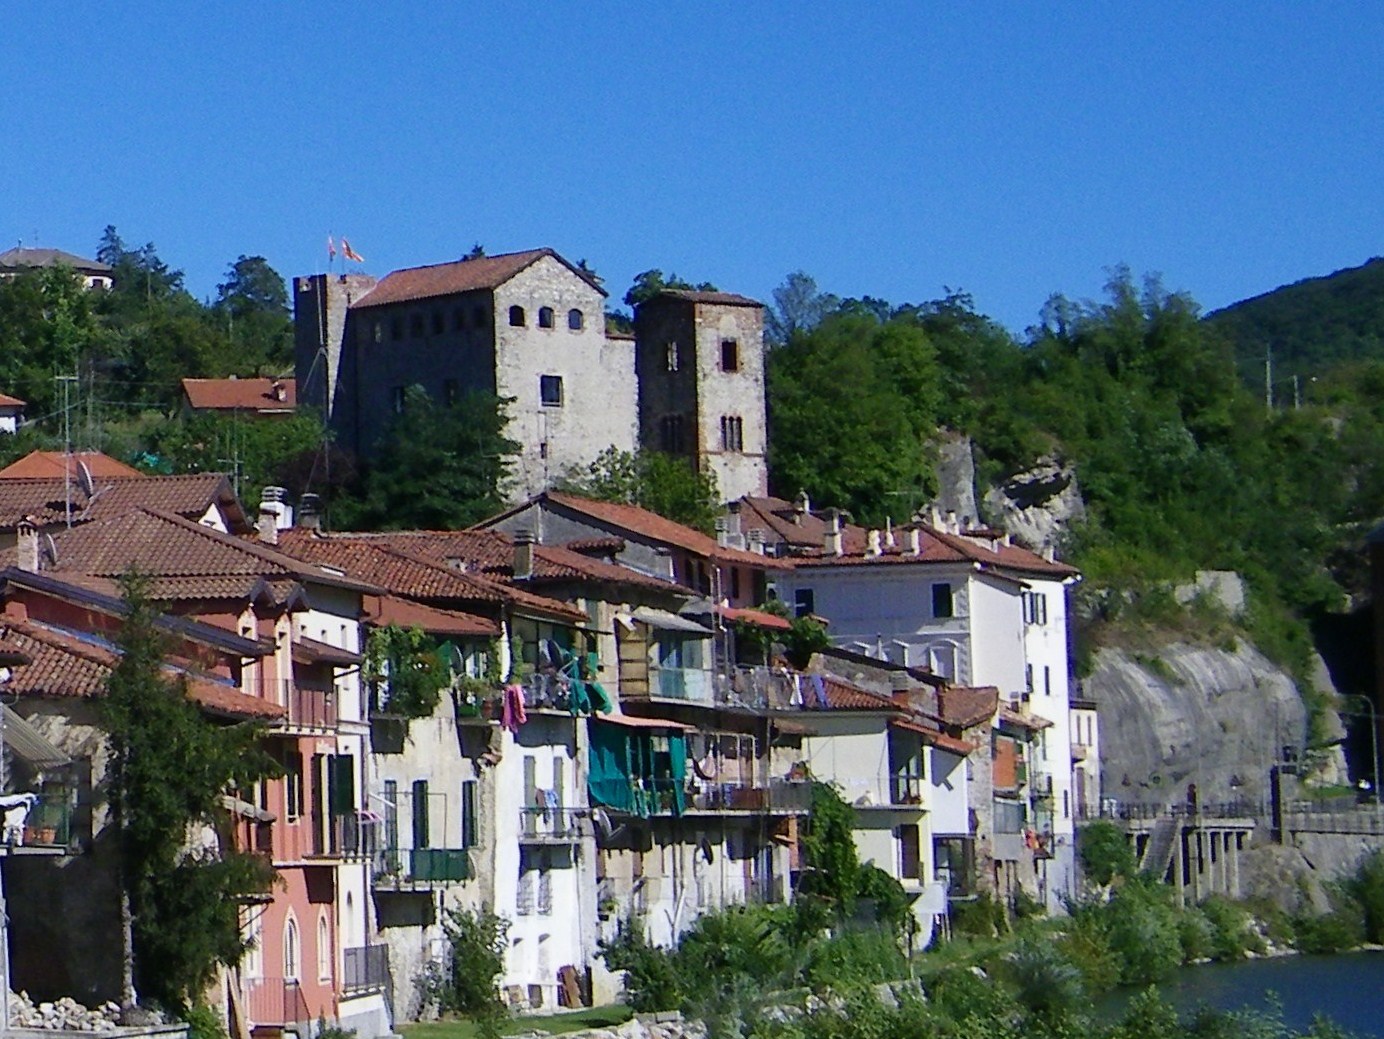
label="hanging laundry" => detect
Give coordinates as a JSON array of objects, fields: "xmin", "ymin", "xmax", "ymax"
[
  {"xmin": 810, "ymin": 673, "xmax": 828, "ymax": 709},
  {"xmin": 789, "ymin": 673, "xmax": 804, "ymax": 707},
  {"xmin": 502, "ymin": 683, "xmax": 527, "ymax": 732}
]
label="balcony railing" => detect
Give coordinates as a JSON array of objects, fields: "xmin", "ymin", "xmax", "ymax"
[
  {"xmin": 279, "ymin": 812, "xmax": 377, "ymax": 862},
  {"xmin": 519, "ymin": 806, "xmax": 581, "ymax": 841},
  {"xmin": 654, "ymin": 667, "xmax": 714, "ymax": 703},
  {"xmin": 272, "ymin": 683, "xmax": 337, "ymax": 732},
  {"xmin": 687, "ymin": 779, "xmax": 813, "ymax": 813},
  {"xmin": 375, "ymin": 846, "xmax": 472, "ymax": 886},
  {"xmin": 889, "ymin": 773, "xmax": 926, "ymax": 806},
  {"xmin": 245, "ymin": 977, "xmax": 309, "ymax": 1028},
  {"xmin": 342, "ymin": 944, "xmax": 390, "ymax": 994},
  {"xmin": 829, "ymin": 776, "xmax": 928, "ymax": 810}
]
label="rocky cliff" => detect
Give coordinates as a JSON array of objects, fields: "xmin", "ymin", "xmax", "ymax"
[{"xmin": 1086, "ymin": 642, "xmax": 1348, "ymax": 811}]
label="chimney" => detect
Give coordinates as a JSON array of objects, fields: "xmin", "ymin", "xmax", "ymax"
[
  {"xmin": 929, "ymin": 504, "xmax": 943, "ymax": 529},
  {"xmin": 16, "ymin": 518, "xmax": 38, "ymax": 574},
  {"xmin": 258, "ymin": 506, "xmax": 278, "ymax": 546},
  {"xmin": 258, "ymin": 486, "xmax": 292, "ymax": 538},
  {"xmin": 824, "ymin": 509, "xmax": 843, "ymax": 557},
  {"xmin": 794, "ymin": 490, "xmax": 810, "ymax": 522},
  {"xmin": 513, "ymin": 529, "xmax": 535, "ymax": 581},
  {"xmin": 884, "ymin": 518, "xmax": 896, "ymax": 550},
  {"xmin": 1042, "ymin": 545, "xmax": 1056, "ymax": 562},
  {"xmin": 945, "ymin": 510, "xmax": 958, "ymax": 535},
  {"xmin": 298, "ymin": 493, "xmax": 322, "ymax": 531},
  {"xmin": 747, "ymin": 528, "xmax": 766, "ymax": 555},
  {"xmin": 715, "ymin": 516, "xmax": 731, "ymax": 548},
  {"xmin": 866, "ymin": 529, "xmax": 882, "ymax": 556},
  {"xmin": 907, "ymin": 527, "xmax": 921, "ymax": 555}
]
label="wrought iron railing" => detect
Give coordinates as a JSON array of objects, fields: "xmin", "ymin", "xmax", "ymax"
[
  {"xmin": 273, "ymin": 683, "xmax": 337, "ymax": 731},
  {"xmin": 519, "ymin": 806, "xmax": 581, "ymax": 840},
  {"xmin": 374, "ymin": 846, "xmax": 471, "ymax": 885},
  {"xmin": 342, "ymin": 944, "xmax": 390, "ymax": 993}
]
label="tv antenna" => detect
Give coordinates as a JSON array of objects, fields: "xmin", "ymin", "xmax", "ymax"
[{"xmin": 41, "ymin": 533, "xmax": 59, "ymax": 569}]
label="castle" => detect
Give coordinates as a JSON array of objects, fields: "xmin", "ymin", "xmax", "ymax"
[{"xmin": 294, "ymin": 248, "xmax": 769, "ymax": 503}]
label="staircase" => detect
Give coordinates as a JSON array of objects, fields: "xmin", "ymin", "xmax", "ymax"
[{"xmin": 1139, "ymin": 816, "xmax": 1178, "ymax": 882}]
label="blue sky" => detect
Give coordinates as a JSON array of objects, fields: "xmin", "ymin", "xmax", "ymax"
[{"xmin": 4, "ymin": 4, "xmax": 1382, "ymax": 333}]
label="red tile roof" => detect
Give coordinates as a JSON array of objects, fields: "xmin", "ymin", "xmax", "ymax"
[
  {"xmin": 0, "ymin": 394, "xmax": 25, "ymax": 408},
  {"xmin": 181, "ymin": 378, "xmax": 296, "ymax": 412},
  {"xmin": 0, "ymin": 473, "xmax": 249, "ymax": 532},
  {"xmin": 934, "ymin": 686, "xmax": 1000, "ymax": 730},
  {"xmin": 0, "ymin": 617, "xmax": 281, "ymax": 720},
  {"xmin": 516, "ymin": 493, "xmax": 788, "ymax": 569},
  {"xmin": 0, "ymin": 451, "xmax": 140, "ymax": 479},
  {"xmin": 364, "ymin": 595, "xmax": 500, "ymax": 637},
  {"xmin": 738, "ymin": 495, "xmax": 1077, "ymax": 578},
  {"xmin": 999, "ymin": 706, "xmax": 1053, "ymax": 732},
  {"xmin": 351, "ymin": 248, "xmax": 604, "ymax": 309},
  {"xmin": 820, "ymin": 674, "xmax": 901, "ymax": 712},
  {"xmin": 718, "ymin": 605, "xmax": 792, "ymax": 631}
]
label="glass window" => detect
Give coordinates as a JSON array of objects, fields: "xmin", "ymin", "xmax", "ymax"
[
  {"xmin": 509, "ymin": 305, "xmax": 526, "ymax": 327},
  {"xmin": 721, "ymin": 339, "xmax": 739, "ymax": 371},
  {"xmin": 538, "ymin": 306, "xmax": 555, "ymax": 329},
  {"xmin": 931, "ymin": 582, "xmax": 953, "ymax": 619},
  {"xmin": 793, "ymin": 588, "xmax": 815, "ymax": 618},
  {"xmin": 540, "ymin": 374, "xmax": 563, "ymax": 407},
  {"xmin": 284, "ymin": 917, "xmax": 300, "ymax": 980},
  {"xmin": 567, "ymin": 308, "xmax": 583, "ymax": 330}
]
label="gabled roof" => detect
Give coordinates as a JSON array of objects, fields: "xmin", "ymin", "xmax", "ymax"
[
  {"xmin": 0, "ymin": 451, "xmax": 141, "ymax": 480},
  {"xmin": 0, "ymin": 472, "xmax": 250, "ymax": 533},
  {"xmin": 274, "ymin": 529, "xmax": 584, "ymax": 621},
  {"xmin": 21, "ymin": 508, "xmax": 378, "ymax": 596},
  {"xmin": 486, "ymin": 492, "xmax": 787, "ymax": 570},
  {"xmin": 738, "ymin": 495, "xmax": 1077, "ymax": 578},
  {"xmin": 0, "ymin": 616, "xmax": 281, "ymax": 720},
  {"xmin": 364, "ymin": 594, "xmax": 500, "ymax": 638},
  {"xmin": 351, "ymin": 248, "xmax": 605, "ymax": 309},
  {"xmin": 0, "ymin": 394, "xmax": 25, "ymax": 409},
  {"xmin": 0, "ymin": 248, "xmax": 112, "ymax": 274},
  {"xmin": 181, "ymin": 378, "xmax": 296, "ymax": 412}
]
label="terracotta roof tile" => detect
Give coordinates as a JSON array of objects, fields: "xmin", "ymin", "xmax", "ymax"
[
  {"xmin": 0, "ymin": 472, "xmax": 248, "ymax": 532},
  {"xmin": 0, "ymin": 394, "xmax": 25, "ymax": 408},
  {"xmin": 648, "ymin": 289, "xmax": 763, "ymax": 308},
  {"xmin": 181, "ymin": 378, "xmax": 296, "ymax": 412},
  {"xmin": 523, "ymin": 493, "xmax": 788, "ymax": 569},
  {"xmin": 364, "ymin": 595, "xmax": 500, "ymax": 637},
  {"xmin": 351, "ymin": 248, "xmax": 603, "ymax": 309},
  {"xmin": 0, "ymin": 451, "xmax": 140, "ymax": 479}
]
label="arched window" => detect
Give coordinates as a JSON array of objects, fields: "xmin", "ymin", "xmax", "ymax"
[
  {"xmin": 538, "ymin": 306, "xmax": 555, "ymax": 329},
  {"xmin": 509, "ymin": 305, "xmax": 526, "ymax": 327},
  {"xmin": 317, "ymin": 912, "xmax": 332, "ymax": 981},
  {"xmin": 243, "ymin": 912, "xmax": 263, "ymax": 979},
  {"xmin": 567, "ymin": 309, "xmax": 583, "ymax": 331},
  {"xmin": 284, "ymin": 915, "xmax": 300, "ymax": 980}
]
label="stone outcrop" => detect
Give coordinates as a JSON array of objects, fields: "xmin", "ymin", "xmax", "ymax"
[
  {"xmin": 929, "ymin": 436, "xmax": 980, "ymax": 527},
  {"xmin": 7, "ymin": 992, "xmax": 123, "ymax": 1031},
  {"xmin": 982, "ymin": 457, "xmax": 1086, "ymax": 554},
  {"xmin": 1088, "ymin": 642, "xmax": 1311, "ymax": 809}
]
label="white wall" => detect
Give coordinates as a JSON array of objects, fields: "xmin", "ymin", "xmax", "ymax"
[{"xmin": 928, "ymin": 748, "xmax": 969, "ymax": 836}]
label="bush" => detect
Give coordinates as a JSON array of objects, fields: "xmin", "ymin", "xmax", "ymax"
[
  {"xmin": 950, "ymin": 893, "xmax": 1006, "ymax": 938},
  {"xmin": 1292, "ymin": 909, "xmax": 1364, "ymax": 954},
  {"xmin": 598, "ymin": 918, "xmax": 683, "ymax": 1013},
  {"xmin": 417, "ymin": 906, "xmax": 510, "ymax": 1026},
  {"xmin": 182, "ymin": 1005, "xmax": 228, "ymax": 1039},
  {"xmin": 1343, "ymin": 848, "xmax": 1384, "ymax": 943},
  {"xmin": 1010, "ymin": 886, "xmax": 1045, "ymax": 922},
  {"xmin": 1199, "ymin": 896, "xmax": 1262, "ymax": 959},
  {"xmin": 1003, "ymin": 936, "xmax": 1086, "ymax": 1023},
  {"xmin": 1176, "ymin": 906, "xmax": 1216, "ymax": 962},
  {"xmin": 1056, "ymin": 908, "xmax": 1121, "ymax": 992},
  {"xmin": 802, "ymin": 924, "xmax": 905, "ymax": 990},
  {"xmin": 1078, "ymin": 820, "xmax": 1136, "ymax": 887},
  {"xmin": 1103, "ymin": 880, "xmax": 1183, "ymax": 984}
]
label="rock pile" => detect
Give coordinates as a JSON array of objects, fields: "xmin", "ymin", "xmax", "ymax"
[{"xmin": 7, "ymin": 992, "xmax": 122, "ymax": 1031}]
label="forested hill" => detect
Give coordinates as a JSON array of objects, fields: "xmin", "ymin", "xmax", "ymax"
[{"xmin": 1205, "ymin": 256, "xmax": 1384, "ymax": 383}]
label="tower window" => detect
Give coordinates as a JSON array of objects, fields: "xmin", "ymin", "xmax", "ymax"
[
  {"xmin": 660, "ymin": 414, "xmax": 686, "ymax": 453},
  {"xmin": 540, "ymin": 375, "xmax": 564, "ymax": 407},
  {"xmin": 567, "ymin": 308, "xmax": 584, "ymax": 330},
  {"xmin": 721, "ymin": 339, "xmax": 740, "ymax": 371},
  {"xmin": 666, "ymin": 342, "xmax": 680, "ymax": 372},
  {"xmin": 720, "ymin": 415, "xmax": 744, "ymax": 452},
  {"xmin": 931, "ymin": 582, "xmax": 953, "ymax": 619},
  {"xmin": 509, "ymin": 305, "xmax": 527, "ymax": 327},
  {"xmin": 539, "ymin": 306, "xmax": 555, "ymax": 329}
]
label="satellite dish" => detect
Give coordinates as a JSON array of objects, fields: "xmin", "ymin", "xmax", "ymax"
[
  {"xmin": 76, "ymin": 460, "xmax": 95, "ymax": 499},
  {"xmin": 41, "ymin": 533, "xmax": 58, "ymax": 568}
]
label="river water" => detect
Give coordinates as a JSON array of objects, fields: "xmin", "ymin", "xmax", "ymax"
[{"xmin": 1105, "ymin": 950, "xmax": 1384, "ymax": 1035}]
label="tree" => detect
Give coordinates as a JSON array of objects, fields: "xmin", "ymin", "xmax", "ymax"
[
  {"xmin": 362, "ymin": 624, "xmax": 446, "ymax": 718},
  {"xmin": 103, "ymin": 571, "xmax": 278, "ymax": 1010},
  {"xmin": 1077, "ymin": 820, "xmax": 1136, "ymax": 892},
  {"xmin": 557, "ymin": 447, "xmax": 720, "ymax": 533},
  {"xmin": 623, "ymin": 269, "xmax": 718, "ymax": 309},
  {"xmin": 335, "ymin": 386, "xmax": 520, "ymax": 530},
  {"xmin": 765, "ymin": 271, "xmax": 838, "ymax": 346},
  {"xmin": 766, "ymin": 313, "xmax": 941, "ymax": 525},
  {"xmin": 139, "ymin": 412, "xmax": 325, "ymax": 506}
]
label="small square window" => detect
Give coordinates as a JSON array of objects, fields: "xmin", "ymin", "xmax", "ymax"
[
  {"xmin": 567, "ymin": 308, "xmax": 584, "ymax": 330},
  {"xmin": 666, "ymin": 342, "xmax": 680, "ymax": 372},
  {"xmin": 721, "ymin": 339, "xmax": 740, "ymax": 372},
  {"xmin": 794, "ymin": 588, "xmax": 815, "ymax": 618},
  {"xmin": 540, "ymin": 375, "xmax": 563, "ymax": 407},
  {"xmin": 931, "ymin": 582, "xmax": 953, "ymax": 619},
  {"xmin": 509, "ymin": 305, "xmax": 526, "ymax": 327}
]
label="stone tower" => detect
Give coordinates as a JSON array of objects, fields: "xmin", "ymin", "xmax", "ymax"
[
  {"xmin": 634, "ymin": 290, "xmax": 769, "ymax": 503},
  {"xmin": 293, "ymin": 272, "xmax": 378, "ymax": 443}
]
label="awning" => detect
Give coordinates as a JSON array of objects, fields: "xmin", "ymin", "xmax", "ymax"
[
  {"xmin": 592, "ymin": 713, "xmax": 694, "ymax": 732},
  {"xmin": 717, "ymin": 606, "xmax": 792, "ymax": 632},
  {"xmin": 1, "ymin": 705, "xmax": 70, "ymax": 769},
  {"xmin": 630, "ymin": 607, "xmax": 713, "ymax": 635}
]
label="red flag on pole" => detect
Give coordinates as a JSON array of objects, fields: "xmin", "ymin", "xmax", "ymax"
[{"xmin": 342, "ymin": 239, "xmax": 364, "ymax": 263}]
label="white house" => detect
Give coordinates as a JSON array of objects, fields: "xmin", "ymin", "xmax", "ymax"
[{"xmin": 0, "ymin": 394, "xmax": 25, "ymax": 434}]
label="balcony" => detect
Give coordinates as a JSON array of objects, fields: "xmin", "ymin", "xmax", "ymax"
[
  {"xmin": 375, "ymin": 845, "xmax": 471, "ymax": 888},
  {"xmin": 889, "ymin": 773, "xmax": 926, "ymax": 806},
  {"xmin": 245, "ymin": 977, "xmax": 309, "ymax": 1029},
  {"xmin": 280, "ymin": 812, "xmax": 376, "ymax": 862},
  {"xmin": 687, "ymin": 779, "xmax": 813, "ymax": 814},
  {"xmin": 829, "ymin": 777, "xmax": 928, "ymax": 811},
  {"xmin": 342, "ymin": 944, "xmax": 391, "ymax": 995},
  {"xmin": 267, "ymin": 686, "xmax": 337, "ymax": 736},
  {"xmin": 653, "ymin": 667, "xmax": 714, "ymax": 704},
  {"xmin": 519, "ymin": 806, "xmax": 581, "ymax": 843}
]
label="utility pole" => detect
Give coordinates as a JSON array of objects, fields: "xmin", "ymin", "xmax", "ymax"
[{"xmin": 55, "ymin": 373, "xmax": 79, "ymax": 527}]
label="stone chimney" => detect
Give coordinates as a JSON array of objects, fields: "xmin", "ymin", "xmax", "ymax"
[
  {"xmin": 907, "ymin": 527, "xmax": 921, "ymax": 556},
  {"xmin": 513, "ymin": 529, "xmax": 535, "ymax": 581},
  {"xmin": 945, "ymin": 510, "xmax": 958, "ymax": 535},
  {"xmin": 747, "ymin": 528, "xmax": 766, "ymax": 555},
  {"xmin": 16, "ymin": 519, "xmax": 38, "ymax": 574},
  {"xmin": 298, "ymin": 493, "xmax": 323, "ymax": 531},
  {"xmin": 866, "ymin": 529, "xmax": 882, "ymax": 556},
  {"xmin": 824, "ymin": 510, "xmax": 843, "ymax": 557},
  {"xmin": 884, "ymin": 519, "xmax": 896, "ymax": 551},
  {"xmin": 258, "ymin": 486, "xmax": 292, "ymax": 544},
  {"xmin": 794, "ymin": 490, "xmax": 810, "ymax": 522}
]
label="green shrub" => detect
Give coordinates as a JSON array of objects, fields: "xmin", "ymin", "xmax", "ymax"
[
  {"xmin": 1175, "ymin": 905, "xmax": 1216, "ymax": 962},
  {"xmin": 1199, "ymin": 896, "xmax": 1262, "ymax": 959},
  {"xmin": 950, "ymin": 893, "xmax": 1007, "ymax": 938},
  {"xmin": 1010, "ymin": 886, "xmax": 1045, "ymax": 922},
  {"xmin": 1078, "ymin": 820, "xmax": 1136, "ymax": 887},
  {"xmin": 182, "ymin": 1005, "xmax": 228, "ymax": 1039},
  {"xmin": 802, "ymin": 924, "xmax": 905, "ymax": 990},
  {"xmin": 1292, "ymin": 909, "xmax": 1364, "ymax": 954},
  {"xmin": 1003, "ymin": 936, "xmax": 1086, "ymax": 1023},
  {"xmin": 1103, "ymin": 880, "xmax": 1183, "ymax": 984},
  {"xmin": 598, "ymin": 918, "xmax": 683, "ymax": 1012},
  {"xmin": 1056, "ymin": 910, "xmax": 1121, "ymax": 993},
  {"xmin": 417, "ymin": 906, "xmax": 510, "ymax": 1027},
  {"xmin": 1343, "ymin": 848, "xmax": 1384, "ymax": 943}
]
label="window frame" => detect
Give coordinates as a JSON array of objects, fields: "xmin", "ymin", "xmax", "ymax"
[
  {"xmin": 720, "ymin": 338, "xmax": 740, "ymax": 372},
  {"xmin": 538, "ymin": 306, "xmax": 555, "ymax": 329},
  {"xmin": 567, "ymin": 308, "xmax": 584, "ymax": 330},
  {"xmin": 539, "ymin": 374, "xmax": 564, "ymax": 407},
  {"xmin": 509, "ymin": 305, "xmax": 527, "ymax": 327}
]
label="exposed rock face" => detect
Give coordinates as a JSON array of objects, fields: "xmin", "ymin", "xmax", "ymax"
[
  {"xmin": 982, "ymin": 457, "xmax": 1086, "ymax": 554},
  {"xmin": 930, "ymin": 436, "xmax": 980, "ymax": 527},
  {"xmin": 1088, "ymin": 642, "xmax": 1310, "ymax": 810}
]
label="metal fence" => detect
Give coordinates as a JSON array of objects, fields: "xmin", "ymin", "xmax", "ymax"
[{"xmin": 342, "ymin": 944, "xmax": 390, "ymax": 994}]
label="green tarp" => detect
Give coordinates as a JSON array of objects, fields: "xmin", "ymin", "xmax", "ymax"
[{"xmin": 587, "ymin": 718, "xmax": 685, "ymax": 818}]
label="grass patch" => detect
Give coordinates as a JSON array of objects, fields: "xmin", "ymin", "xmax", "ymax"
[{"xmin": 402, "ymin": 1005, "xmax": 633, "ymax": 1039}]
